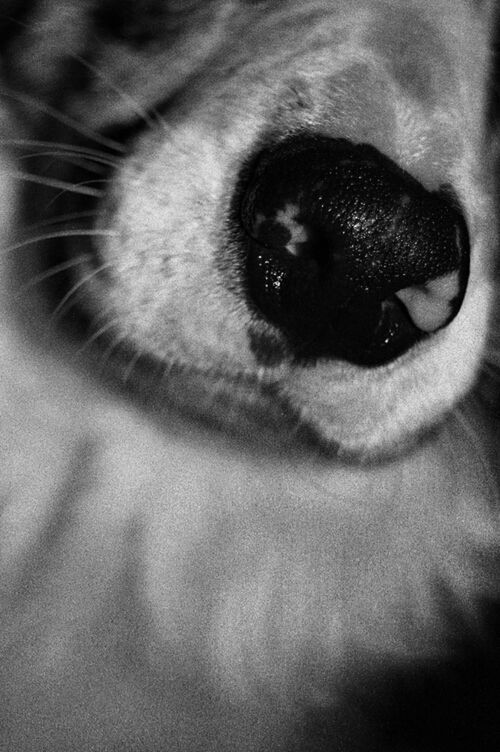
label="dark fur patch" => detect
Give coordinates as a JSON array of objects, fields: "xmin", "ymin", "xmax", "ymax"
[
  {"xmin": 93, "ymin": 0, "xmax": 205, "ymax": 46},
  {"xmin": 0, "ymin": 0, "xmax": 36, "ymax": 45}
]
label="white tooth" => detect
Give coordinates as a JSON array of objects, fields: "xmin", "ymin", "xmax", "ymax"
[{"xmin": 395, "ymin": 271, "xmax": 460, "ymax": 332}]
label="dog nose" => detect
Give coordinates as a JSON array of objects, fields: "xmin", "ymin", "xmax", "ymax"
[{"xmin": 238, "ymin": 135, "xmax": 469, "ymax": 366}]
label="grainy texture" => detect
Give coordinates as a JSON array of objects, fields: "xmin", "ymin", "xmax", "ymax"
[{"xmin": 0, "ymin": 2, "xmax": 499, "ymax": 750}]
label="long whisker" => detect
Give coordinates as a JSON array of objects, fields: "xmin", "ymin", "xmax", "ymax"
[
  {"xmin": 46, "ymin": 180, "xmax": 109, "ymax": 208},
  {"xmin": 3, "ymin": 229, "xmax": 117, "ymax": 256},
  {"xmin": 121, "ymin": 348, "xmax": 144, "ymax": 384},
  {"xmin": 74, "ymin": 318, "xmax": 122, "ymax": 357},
  {"xmin": 17, "ymin": 151, "xmax": 114, "ymax": 172},
  {"xmin": 23, "ymin": 210, "xmax": 99, "ymax": 233},
  {"xmin": 0, "ymin": 87, "xmax": 125, "ymax": 153},
  {"xmin": 17, "ymin": 255, "xmax": 92, "ymax": 294},
  {"xmin": 3, "ymin": 138, "xmax": 120, "ymax": 164},
  {"xmin": 50, "ymin": 263, "xmax": 112, "ymax": 322},
  {"xmin": 8, "ymin": 170, "xmax": 105, "ymax": 197},
  {"xmin": 72, "ymin": 54, "xmax": 159, "ymax": 130}
]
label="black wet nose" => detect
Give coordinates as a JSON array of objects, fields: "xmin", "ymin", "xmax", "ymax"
[{"xmin": 237, "ymin": 135, "xmax": 469, "ymax": 366}]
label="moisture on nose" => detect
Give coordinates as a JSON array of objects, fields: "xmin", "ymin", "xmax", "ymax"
[{"xmin": 237, "ymin": 134, "xmax": 469, "ymax": 366}]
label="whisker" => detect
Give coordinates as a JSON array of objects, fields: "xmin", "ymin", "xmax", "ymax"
[
  {"xmin": 2, "ymin": 138, "xmax": 120, "ymax": 165},
  {"xmin": 17, "ymin": 151, "xmax": 113, "ymax": 172},
  {"xmin": 121, "ymin": 348, "xmax": 144, "ymax": 384},
  {"xmin": 0, "ymin": 87, "xmax": 125, "ymax": 153},
  {"xmin": 23, "ymin": 210, "xmax": 99, "ymax": 233},
  {"xmin": 3, "ymin": 229, "xmax": 117, "ymax": 256},
  {"xmin": 95, "ymin": 333, "xmax": 130, "ymax": 375},
  {"xmin": 72, "ymin": 54, "xmax": 160, "ymax": 130},
  {"xmin": 17, "ymin": 255, "xmax": 92, "ymax": 294},
  {"xmin": 50, "ymin": 263, "xmax": 112, "ymax": 322},
  {"xmin": 74, "ymin": 318, "xmax": 121, "ymax": 358},
  {"xmin": 46, "ymin": 179, "xmax": 109, "ymax": 208},
  {"xmin": 8, "ymin": 170, "xmax": 105, "ymax": 197}
]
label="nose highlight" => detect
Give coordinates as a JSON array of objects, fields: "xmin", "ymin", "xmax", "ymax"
[{"xmin": 238, "ymin": 135, "xmax": 469, "ymax": 366}]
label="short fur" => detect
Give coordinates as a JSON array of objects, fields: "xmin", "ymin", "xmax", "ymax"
[{"xmin": 0, "ymin": 1, "xmax": 499, "ymax": 750}]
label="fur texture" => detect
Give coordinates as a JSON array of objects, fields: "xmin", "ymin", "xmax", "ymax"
[{"xmin": 0, "ymin": 1, "xmax": 499, "ymax": 750}]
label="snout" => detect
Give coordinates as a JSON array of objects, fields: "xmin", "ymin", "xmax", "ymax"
[
  {"xmin": 236, "ymin": 135, "xmax": 470, "ymax": 366},
  {"xmin": 88, "ymin": 1, "xmax": 493, "ymax": 457}
]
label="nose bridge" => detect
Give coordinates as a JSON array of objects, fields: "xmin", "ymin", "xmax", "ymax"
[
  {"xmin": 245, "ymin": 3, "xmax": 454, "ymax": 105},
  {"xmin": 221, "ymin": 5, "xmax": 463, "ymax": 192},
  {"xmin": 362, "ymin": 8, "xmax": 455, "ymax": 109}
]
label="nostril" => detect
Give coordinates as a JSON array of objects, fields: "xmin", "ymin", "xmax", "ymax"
[{"xmin": 236, "ymin": 134, "xmax": 470, "ymax": 367}]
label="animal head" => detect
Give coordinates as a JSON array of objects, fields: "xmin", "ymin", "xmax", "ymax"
[
  {"xmin": 1, "ymin": 3, "xmax": 500, "ymax": 745},
  {"xmin": 3, "ymin": 0, "xmax": 499, "ymax": 462}
]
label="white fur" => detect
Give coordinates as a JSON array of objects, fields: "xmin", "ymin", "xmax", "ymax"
[
  {"xmin": 0, "ymin": 2, "xmax": 499, "ymax": 750},
  {"xmin": 88, "ymin": 0, "xmax": 496, "ymax": 457}
]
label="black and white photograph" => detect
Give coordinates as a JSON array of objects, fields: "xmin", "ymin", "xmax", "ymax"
[{"xmin": 0, "ymin": 1, "xmax": 499, "ymax": 749}]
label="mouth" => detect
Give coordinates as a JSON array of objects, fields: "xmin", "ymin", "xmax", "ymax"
[{"xmin": 233, "ymin": 134, "xmax": 470, "ymax": 368}]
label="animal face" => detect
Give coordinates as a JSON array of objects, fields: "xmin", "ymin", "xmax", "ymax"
[
  {"xmin": 28, "ymin": 0, "xmax": 493, "ymax": 460},
  {"xmin": 2, "ymin": 1, "xmax": 496, "ymax": 459},
  {"xmin": 0, "ymin": 1, "xmax": 499, "ymax": 750}
]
